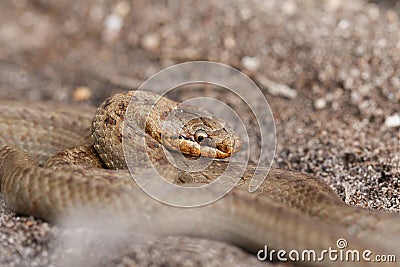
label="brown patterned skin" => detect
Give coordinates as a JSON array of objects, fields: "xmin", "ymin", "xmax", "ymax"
[{"xmin": 0, "ymin": 92, "xmax": 399, "ymax": 266}]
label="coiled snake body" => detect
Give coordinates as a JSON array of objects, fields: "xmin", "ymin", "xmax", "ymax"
[{"xmin": 0, "ymin": 91, "xmax": 399, "ymax": 266}]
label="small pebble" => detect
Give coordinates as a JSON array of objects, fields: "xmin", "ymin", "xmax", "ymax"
[
  {"xmin": 281, "ymin": 0, "xmax": 297, "ymax": 15},
  {"xmin": 239, "ymin": 8, "xmax": 253, "ymax": 21},
  {"xmin": 343, "ymin": 152, "xmax": 357, "ymax": 164},
  {"xmin": 223, "ymin": 36, "xmax": 235, "ymax": 49},
  {"xmin": 325, "ymin": 0, "xmax": 343, "ymax": 11},
  {"xmin": 103, "ymin": 14, "xmax": 123, "ymax": 42},
  {"xmin": 384, "ymin": 114, "xmax": 400, "ymax": 128},
  {"xmin": 314, "ymin": 98, "xmax": 327, "ymax": 110},
  {"xmin": 89, "ymin": 5, "xmax": 104, "ymax": 22},
  {"xmin": 113, "ymin": 1, "xmax": 130, "ymax": 17},
  {"xmin": 104, "ymin": 14, "xmax": 123, "ymax": 32},
  {"xmin": 73, "ymin": 86, "xmax": 92, "ymax": 102},
  {"xmin": 257, "ymin": 75, "xmax": 298, "ymax": 99},
  {"xmin": 241, "ymin": 56, "xmax": 260, "ymax": 71},
  {"xmin": 141, "ymin": 32, "xmax": 160, "ymax": 52}
]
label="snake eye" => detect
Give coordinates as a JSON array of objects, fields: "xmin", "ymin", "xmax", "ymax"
[{"xmin": 194, "ymin": 130, "xmax": 208, "ymax": 143}]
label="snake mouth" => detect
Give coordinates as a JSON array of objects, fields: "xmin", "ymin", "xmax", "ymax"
[
  {"xmin": 200, "ymin": 145, "xmax": 232, "ymax": 159},
  {"xmin": 162, "ymin": 136, "xmax": 240, "ymax": 159},
  {"xmin": 161, "ymin": 126, "xmax": 242, "ymax": 159}
]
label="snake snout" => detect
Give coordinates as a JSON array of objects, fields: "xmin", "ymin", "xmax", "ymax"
[{"xmin": 216, "ymin": 135, "xmax": 241, "ymax": 156}]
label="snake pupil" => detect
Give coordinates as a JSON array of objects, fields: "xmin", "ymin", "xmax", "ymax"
[{"xmin": 194, "ymin": 130, "xmax": 208, "ymax": 144}]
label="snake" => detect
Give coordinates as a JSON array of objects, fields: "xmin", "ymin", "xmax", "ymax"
[{"xmin": 0, "ymin": 90, "xmax": 399, "ymax": 266}]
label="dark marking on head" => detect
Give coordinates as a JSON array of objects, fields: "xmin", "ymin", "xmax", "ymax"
[
  {"xmin": 160, "ymin": 111, "xmax": 170, "ymax": 120},
  {"xmin": 118, "ymin": 102, "xmax": 127, "ymax": 110},
  {"xmin": 117, "ymin": 112, "xmax": 124, "ymax": 121},
  {"xmin": 102, "ymin": 97, "xmax": 113, "ymax": 109},
  {"xmin": 105, "ymin": 117, "xmax": 116, "ymax": 126}
]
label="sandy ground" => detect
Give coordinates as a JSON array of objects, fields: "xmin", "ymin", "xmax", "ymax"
[{"xmin": 0, "ymin": 0, "xmax": 399, "ymax": 266}]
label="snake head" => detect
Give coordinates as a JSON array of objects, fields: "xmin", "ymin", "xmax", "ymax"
[{"xmin": 160, "ymin": 106, "xmax": 241, "ymax": 159}]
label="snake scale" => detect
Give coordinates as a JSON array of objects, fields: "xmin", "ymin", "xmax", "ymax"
[{"xmin": 0, "ymin": 91, "xmax": 399, "ymax": 266}]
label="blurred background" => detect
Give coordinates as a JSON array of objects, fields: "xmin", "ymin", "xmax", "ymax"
[
  {"xmin": 0, "ymin": 0, "xmax": 400, "ymax": 266},
  {"xmin": 0, "ymin": 0, "xmax": 399, "ymax": 114}
]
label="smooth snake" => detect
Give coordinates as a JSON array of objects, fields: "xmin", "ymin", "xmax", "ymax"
[{"xmin": 0, "ymin": 91, "xmax": 399, "ymax": 266}]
